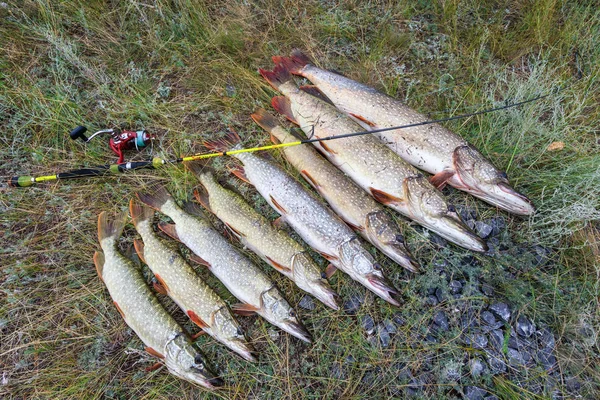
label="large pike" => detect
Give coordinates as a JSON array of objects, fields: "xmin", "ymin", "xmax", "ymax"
[
  {"xmin": 251, "ymin": 109, "xmax": 420, "ymax": 273},
  {"xmin": 136, "ymin": 186, "xmax": 311, "ymax": 343},
  {"xmin": 186, "ymin": 163, "xmax": 339, "ymax": 310},
  {"xmin": 259, "ymin": 64, "xmax": 487, "ymax": 252},
  {"xmin": 273, "ymin": 50, "xmax": 535, "ymax": 216},
  {"xmin": 203, "ymin": 132, "xmax": 401, "ymax": 306},
  {"xmin": 128, "ymin": 200, "xmax": 256, "ymax": 361},
  {"xmin": 93, "ymin": 211, "xmax": 222, "ymax": 389}
]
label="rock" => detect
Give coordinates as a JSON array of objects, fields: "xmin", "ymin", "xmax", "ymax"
[
  {"xmin": 449, "ymin": 280, "xmax": 463, "ymax": 294},
  {"xmin": 442, "ymin": 362, "xmax": 461, "ymax": 382},
  {"xmin": 465, "ymin": 333, "xmax": 488, "ymax": 349},
  {"xmin": 489, "ymin": 303, "xmax": 511, "ymax": 322},
  {"xmin": 383, "ymin": 319, "xmax": 397, "ymax": 334},
  {"xmin": 330, "ymin": 362, "xmax": 345, "ymax": 379},
  {"xmin": 367, "ymin": 335, "xmax": 379, "ymax": 347},
  {"xmin": 464, "ymin": 385, "xmax": 487, "ymax": 400},
  {"xmin": 481, "ymin": 283, "xmax": 494, "ymax": 297},
  {"xmin": 488, "ymin": 329, "xmax": 505, "ymax": 352},
  {"xmin": 378, "ymin": 324, "xmax": 391, "ymax": 347},
  {"xmin": 344, "ymin": 355, "xmax": 355, "ymax": 364},
  {"xmin": 298, "ymin": 295, "xmax": 315, "ymax": 310},
  {"xmin": 516, "ymin": 316, "xmax": 535, "ymax": 337},
  {"xmin": 486, "ymin": 352, "xmax": 507, "ymax": 374},
  {"xmin": 361, "ymin": 315, "xmax": 375, "ymax": 334},
  {"xmin": 461, "ymin": 310, "xmax": 479, "ymax": 329},
  {"xmin": 268, "ymin": 328, "xmax": 279, "ymax": 340},
  {"xmin": 225, "ymin": 84, "xmax": 236, "ymax": 97},
  {"xmin": 429, "ymin": 233, "xmax": 448, "ymax": 248},
  {"xmin": 343, "ymin": 294, "xmax": 363, "ymax": 314},
  {"xmin": 469, "ymin": 358, "xmax": 486, "ymax": 377},
  {"xmin": 537, "ymin": 350, "xmax": 557, "ymax": 371},
  {"xmin": 393, "ymin": 312, "xmax": 405, "ymax": 326},
  {"xmin": 507, "ymin": 348, "xmax": 525, "ymax": 366},
  {"xmin": 565, "ymin": 377, "xmax": 581, "ymax": 393},
  {"xmin": 459, "ymin": 206, "xmax": 477, "ymax": 222},
  {"xmin": 475, "ymin": 221, "xmax": 493, "ymax": 239},
  {"xmin": 425, "ymin": 334, "xmax": 438, "ymax": 343},
  {"xmin": 433, "ymin": 311, "xmax": 449, "ymax": 331},
  {"xmin": 435, "ymin": 288, "xmax": 446, "ymax": 303},
  {"xmin": 533, "ymin": 245, "xmax": 552, "ymax": 266},
  {"xmin": 485, "ymin": 396, "xmax": 499, "ymax": 400},
  {"xmin": 426, "ymin": 295, "xmax": 439, "ymax": 306},
  {"xmin": 481, "ymin": 311, "xmax": 497, "ymax": 325},
  {"xmin": 536, "ymin": 327, "xmax": 556, "ymax": 350},
  {"xmin": 488, "ymin": 216, "xmax": 506, "ymax": 236}
]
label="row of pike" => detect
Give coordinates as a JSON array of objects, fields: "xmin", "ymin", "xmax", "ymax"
[{"xmin": 93, "ymin": 51, "xmax": 534, "ymax": 388}]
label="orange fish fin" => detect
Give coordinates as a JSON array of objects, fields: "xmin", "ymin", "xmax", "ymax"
[
  {"xmin": 258, "ymin": 64, "xmax": 293, "ymax": 91},
  {"xmin": 136, "ymin": 185, "xmax": 171, "ymax": 211},
  {"xmin": 145, "ymin": 362, "xmax": 163, "ymax": 372},
  {"xmin": 153, "ymin": 281, "xmax": 168, "ymax": 295},
  {"xmin": 269, "ymin": 195, "xmax": 288, "ymax": 215},
  {"xmin": 271, "ymin": 96, "xmax": 298, "ymax": 125},
  {"xmin": 346, "ymin": 221, "xmax": 364, "ymax": 232},
  {"xmin": 193, "ymin": 187, "xmax": 212, "ymax": 212},
  {"xmin": 370, "ymin": 187, "xmax": 403, "ymax": 205},
  {"xmin": 154, "ymin": 274, "xmax": 170, "ymax": 293},
  {"xmin": 224, "ymin": 222, "xmax": 244, "ymax": 239},
  {"xmin": 145, "ymin": 347, "xmax": 165, "ymax": 359},
  {"xmin": 187, "ymin": 310, "xmax": 210, "ymax": 329},
  {"xmin": 158, "ymin": 222, "xmax": 181, "ymax": 242},
  {"xmin": 429, "ymin": 169, "xmax": 455, "ymax": 190},
  {"xmin": 133, "ymin": 239, "xmax": 146, "ymax": 264},
  {"xmin": 325, "ymin": 263, "xmax": 338, "ymax": 279},
  {"xmin": 316, "ymin": 250, "xmax": 339, "ymax": 262},
  {"xmin": 265, "ymin": 256, "xmax": 292, "ymax": 273},
  {"xmin": 113, "ymin": 301, "xmax": 126, "ymax": 319},
  {"xmin": 229, "ymin": 165, "xmax": 250, "ymax": 184},
  {"xmin": 301, "ymin": 169, "xmax": 320, "ymax": 189},
  {"xmin": 191, "ymin": 330, "xmax": 207, "ymax": 340},
  {"xmin": 203, "ymin": 131, "xmax": 241, "ymax": 153},
  {"xmin": 251, "ymin": 108, "xmax": 280, "ymax": 134},
  {"xmin": 319, "ymin": 140, "xmax": 337, "ymax": 155},
  {"xmin": 190, "ymin": 254, "xmax": 211, "ymax": 268},
  {"xmin": 272, "ymin": 50, "xmax": 312, "ymax": 74},
  {"xmin": 129, "ymin": 199, "xmax": 154, "ymax": 228},
  {"xmin": 93, "ymin": 251, "xmax": 104, "ymax": 281},
  {"xmin": 97, "ymin": 211, "xmax": 127, "ymax": 243},
  {"xmin": 349, "ymin": 113, "xmax": 377, "ymax": 127},
  {"xmin": 232, "ymin": 303, "xmax": 260, "ymax": 316},
  {"xmin": 299, "ymin": 85, "xmax": 334, "ymax": 106},
  {"xmin": 272, "ymin": 216, "xmax": 287, "ymax": 229}
]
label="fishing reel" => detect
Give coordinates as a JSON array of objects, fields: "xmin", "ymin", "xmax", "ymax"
[{"xmin": 70, "ymin": 126, "xmax": 152, "ymax": 164}]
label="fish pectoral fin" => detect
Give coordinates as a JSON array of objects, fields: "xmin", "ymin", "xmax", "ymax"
[
  {"xmin": 325, "ymin": 263, "xmax": 338, "ymax": 279},
  {"xmin": 301, "ymin": 170, "xmax": 320, "ymax": 189},
  {"xmin": 299, "ymin": 85, "xmax": 335, "ymax": 106},
  {"xmin": 346, "ymin": 220, "xmax": 364, "ymax": 232},
  {"xmin": 191, "ymin": 330, "xmax": 207, "ymax": 340},
  {"xmin": 93, "ymin": 251, "xmax": 104, "ymax": 281},
  {"xmin": 319, "ymin": 141, "xmax": 337, "ymax": 155},
  {"xmin": 154, "ymin": 274, "xmax": 170, "ymax": 293},
  {"xmin": 370, "ymin": 187, "xmax": 404, "ymax": 206},
  {"xmin": 145, "ymin": 362, "xmax": 163, "ymax": 372},
  {"xmin": 269, "ymin": 195, "xmax": 288, "ymax": 215},
  {"xmin": 187, "ymin": 310, "xmax": 210, "ymax": 329},
  {"xmin": 231, "ymin": 303, "xmax": 260, "ymax": 316},
  {"xmin": 316, "ymin": 250, "xmax": 339, "ymax": 262},
  {"xmin": 266, "ymin": 256, "xmax": 292, "ymax": 273},
  {"xmin": 189, "ymin": 254, "xmax": 211, "ymax": 268},
  {"xmin": 153, "ymin": 281, "xmax": 168, "ymax": 295},
  {"xmin": 145, "ymin": 347, "xmax": 165, "ymax": 359},
  {"xmin": 349, "ymin": 113, "xmax": 376, "ymax": 128},
  {"xmin": 224, "ymin": 222, "xmax": 244, "ymax": 239},
  {"xmin": 271, "ymin": 96, "xmax": 298, "ymax": 125},
  {"xmin": 272, "ymin": 216, "xmax": 287, "ymax": 229},
  {"xmin": 229, "ymin": 165, "xmax": 251, "ymax": 184},
  {"xmin": 133, "ymin": 239, "xmax": 146, "ymax": 264},
  {"xmin": 429, "ymin": 169, "xmax": 455, "ymax": 190},
  {"xmin": 158, "ymin": 222, "xmax": 181, "ymax": 242},
  {"xmin": 113, "ymin": 301, "xmax": 126, "ymax": 319}
]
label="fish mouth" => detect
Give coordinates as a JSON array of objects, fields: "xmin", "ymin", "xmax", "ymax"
[
  {"xmin": 229, "ymin": 339, "xmax": 258, "ymax": 362},
  {"xmin": 424, "ymin": 214, "xmax": 488, "ymax": 252},
  {"xmin": 180, "ymin": 367, "xmax": 224, "ymax": 389},
  {"xmin": 474, "ymin": 182, "xmax": 535, "ymax": 216},
  {"xmin": 380, "ymin": 242, "xmax": 420, "ymax": 273},
  {"xmin": 279, "ymin": 319, "xmax": 312, "ymax": 343},
  {"xmin": 366, "ymin": 273, "xmax": 400, "ymax": 306},
  {"xmin": 311, "ymin": 281, "xmax": 341, "ymax": 310}
]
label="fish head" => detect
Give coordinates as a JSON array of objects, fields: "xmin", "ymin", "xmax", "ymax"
[
  {"xmin": 290, "ymin": 252, "xmax": 340, "ymax": 310},
  {"xmin": 260, "ymin": 286, "xmax": 312, "ymax": 343},
  {"xmin": 453, "ymin": 145, "xmax": 534, "ymax": 215},
  {"xmin": 404, "ymin": 176, "xmax": 488, "ymax": 252},
  {"xmin": 163, "ymin": 333, "xmax": 223, "ymax": 389},
  {"xmin": 364, "ymin": 211, "xmax": 420, "ymax": 273},
  {"xmin": 339, "ymin": 237, "xmax": 400, "ymax": 305},
  {"xmin": 211, "ymin": 307, "xmax": 257, "ymax": 362}
]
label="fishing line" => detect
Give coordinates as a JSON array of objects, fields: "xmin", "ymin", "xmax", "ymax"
[{"xmin": 3, "ymin": 90, "xmax": 551, "ymax": 188}]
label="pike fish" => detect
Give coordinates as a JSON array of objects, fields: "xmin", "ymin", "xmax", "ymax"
[
  {"xmin": 128, "ymin": 200, "xmax": 256, "ymax": 362},
  {"xmin": 136, "ymin": 186, "xmax": 311, "ymax": 343},
  {"xmin": 186, "ymin": 163, "xmax": 339, "ymax": 310},
  {"xmin": 259, "ymin": 64, "xmax": 487, "ymax": 252},
  {"xmin": 273, "ymin": 50, "xmax": 534, "ymax": 216},
  {"xmin": 203, "ymin": 132, "xmax": 400, "ymax": 306},
  {"xmin": 251, "ymin": 108, "xmax": 420, "ymax": 273},
  {"xmin": 93, "ymin": 211, "xmax": 222, "ymax": 389}
]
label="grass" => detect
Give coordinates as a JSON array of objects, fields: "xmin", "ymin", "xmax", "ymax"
[{"xmin": 1, "ymin": 0, "xmax": 599, "ymax": 398}]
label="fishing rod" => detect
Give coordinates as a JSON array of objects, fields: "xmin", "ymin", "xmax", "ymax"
[{"xmin": 5, "ymin": 92, "xmax": 548, "ymax": 188}]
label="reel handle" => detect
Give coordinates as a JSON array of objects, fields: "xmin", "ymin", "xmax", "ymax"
[{"xmin": 69, "ymin": 126, "xmax": 89, "ymax": 142}]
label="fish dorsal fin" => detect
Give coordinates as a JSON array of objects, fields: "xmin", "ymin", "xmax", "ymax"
[
  {"xmin": 157, "ymin": 222, "xmax": 181, "ymax": 242},
  {"xmin": 300, "ymin": 169, "xmax": 320, "ymax": 189},
  {"xmin": 187, "ymin": 310, "xmax": 210, "ymax": 329},
  {"xmin": 370, "ymin": 187, "xmax": 403, "ymax": 205},
  {"xmin": 203, "ymin": 131, "xmax": 242, "ymax": 153},
  {"xmin": 269, "ymin": 195, "xmax": 288, "ymax": 215},
  {"xmin": 224, "ymin": 222, "xmax": 244, "ymax": 239},
  {"xmin": 316, "ymin": 250, "xmax": 339, "ymax": 262},
  {"xmin": 265, "ymin": 255, "xmax": 292, "ymax": 274},
  {"xmin": 318, "ymin": 140, "xmax": 338, "ymax": 155},
  {"xmin": 231, "ymin": 303, "xmax": 260, "ymax": 316},
  {"xmin": 93, "ymin": 251, "xmax": 105, "ymax": 281},
  {"xmin": 229, "ymin": 165, "xmax": 250, "ymax": 184},
  {"xmin": 349, "ymin": 113, "xmax": 377, "ymax": 128},
  {"xmin": 154, "ymin": 273, "xmax": 170, "ymax": 293},
  {"xmin": 271, "ymin": 96, "xmax": 298, "ymax": 125},
  {"xmin": 325, "ymin": 263, "xmax": 338, "ymax": 278},
  {"xmin": 190, "ymin": 254, "xmax": 211, "ymax": 268},
  {"xmin": 145, "ymin": 347, "xmax": 165, "ymax": 359},
  {"xmin": 153, "ymin": 281, "xmax": 168, "ymax": 295},
  {"xmin": 133, "ymin": 239, "xmax": 146, "ymax": 264},
  {"xmin": 299, "ymin": 85, "xmax": 335, "ymax": 106},
  {"xmin": 429, "ymin": 169, "xmax": 455, "ymax": 190}
]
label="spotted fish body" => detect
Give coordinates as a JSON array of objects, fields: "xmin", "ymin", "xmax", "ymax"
[
  {"xmin": 128, "ymin": 201, "xmax": 256, "ymax": 362},
  {"xmin": 274, "ymin": 51, "xmax": 534, "ymax": 216},
  {"xmin": 136, "ymin": 187, "xmax": 311, "ymax": 343},
  {"xmin": 251, "ymin": 109, "xmax": 419, "ymax": 273},
  {"xmin": 93, "ymin": 212, "xmax": 221, "ymax": 389},
  {"xmin": 203, "ymin": 133, "xmax": 400, "ymax": 306},
  {"xmin": 188, "ymin": 166, "xmax": 339, "ymax": 310},
  {"xmin": 259, "ymin": 66, "xmax": 487, "ymax": 253}
]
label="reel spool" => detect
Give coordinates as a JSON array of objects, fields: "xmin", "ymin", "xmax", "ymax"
[{"xmin": 70, "ymin": 126, "xmax": 152, "ymax": 163}]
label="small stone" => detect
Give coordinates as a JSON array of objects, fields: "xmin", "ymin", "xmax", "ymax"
[
  {"xmin": 466, "ymin": 333, "xmax": 488, "ymax": 349},
  {"xmin": 485, "ymin": 396, "xmax": 499, "ymax": 400},
  {"xmin": 343, "ymin": 295, "xmax": 363, "ymax": 314},
  {"xmin": 461, "ymin": 310, "xmax": 479, "ymax": 329},
  {"xmin": 489, "ymin": 303, "xmax": 511, "ymax": 322},
  {"xmin": 537, "ymin": 350, "xmax": 557, "ymax": 371},
  {"xmin": 344, "ymin": 355, "xmax": 356, "ymax": 364},
  {"xmin": 268, "ymin": 328, "xmax": 279, "ymax": 340},
  {"xmin": 488, "ymin": 329, "xmax": 505, "ymax": 352},
  {"xmin": 426, "ymin": 295, "xmax": 439, "ymax": 306},
  {"xmin": 378, "ymin": 324, "xmax": 391, "ymax": 347},
  {"xmin": 459, "ymin": 206, "xmax": 477, "ymax": 222},
  {"xmin": 516, "ymin": 316, "xmax": 535, "ymax": 337},
  {"xmin": 425, "ymin": 334, "xmax": 438, "ymax": 343},
  {"xmin": 225, "ymin": 84, "xmax": 236, "ymax": 97},
  {"xmin": 488, "ymin": 217, "xmax": 506, "ymax": 236},
  {"xmin": 367, "ymin": 335, "xmax": 379, "ymax": 347},
  {"xmin": 383, "ymin": 319, "xmax": 397, "ymax": 334},
  {"xmin": 433, "ymin": 311, "xmax": 449, "ymax": 331},
  {"xmin": 449, "ymin": 280, "xmax": 463, "ymax": 294},
  {"xmin": 393, "ymin": 312, "xmax": 405, "ymax": 326},
  {"xmin": 536, "ymin": 327, "xmax": 556, "ymax": 350},
  {"xmin": 507, "ymin": 348, "xmax": 525, "ymax": 366},
  {"xmin": 464, "ymin": 385, "xmax": 487, "ymax": 400},
  {"xmin": 481, "ymin": 283, "xmax": 494, "ymax": 297},
  {"xmin": 486, "ymin": 352, "xmax": 507, "ymax": 374},
  {"xmin": 330, "ymin": 362, "xmax": 345, "ymax": 379},
  {"xmin": 435, "ymin": 287, "xmax": 446, "ymax": 303},
  {"xmin": 361, "ymin": 315, "xmax": 375, "ymax": 334},
  {"xmin": 442, "ymin": 362, "xmax": 461, "ymax": 382},
  {"xmin": 565, "ymin": 377, "xmax": 581, "ymax": 393},
  {"xmin": 469, "ymin": 358, "xmax": 486, "ymax": 377},
  {"xmin": 298, "ymin": 295, "xmax": 315, "ymax": 310},
  {"xmin": 481, "ymin": 311, "xmax": 498, "ymax": 326},
  {"xmin": 429, "ymin": 233, "xmax": 447, "ymax": 248},
  {"xmin": 475, "ymin": 221, "xmax": 493, "ymax": 239}
]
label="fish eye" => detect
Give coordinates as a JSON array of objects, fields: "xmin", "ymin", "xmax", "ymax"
[
  {"xmin": 289, "ymin": 310, "xmax": 296, "ymax": 318},
  {"xmin": 395, "ymin": 234, "xmax": 404, "ymax": 243},
  {"xmin": 447, "ymin": 204, "xmax": 456, "ymax": 212},
  {"xmin": 321, "ymin": 272, "xmax": 327, "ymax": 279},
  {"xmin": 499, "ymin": 171, "xmax": 508, "ymax": 180},
  {"xmin": 374, "ymin": 263, "xmax": 382, "ymax": 271},
  {"xmin": 237, "ymin": 326, "xmax": 244, "ymax": 336},
  {"xmin": 194, "ymin": 355, "xmax": 205, "ymax": 366}
]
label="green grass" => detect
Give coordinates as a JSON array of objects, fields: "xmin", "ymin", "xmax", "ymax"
[{"xmin": 1, "ymin": 1, "xmax": 599, "ymax": 399}]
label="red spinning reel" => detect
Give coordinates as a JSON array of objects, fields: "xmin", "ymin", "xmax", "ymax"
[{"xmin": 70, "ymin": 126, "xmax": 152, "ymax": 163}]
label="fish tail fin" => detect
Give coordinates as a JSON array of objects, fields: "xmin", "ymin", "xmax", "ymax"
[
  {"xmin": 203, "ymin": 131, "xmax": 242, "ymax": 153},
  {"xmin": 251, "ymin": 108, "xmax": 280, "ymax": 134},
  {"xmin": 136, "ymin": 184, "xmax": 171, "ymax": 211},
  {"xmin": 129, "ymin": 199, "xmax": 154, "ymax": 228},
  {"xmin": 97, "ymin": 211, "xmax": 127, "ymax": 244},
  {"xmin": 184, "ymin": 159, "xmax": 213, "ymax": 180},
  {"xmin": 272, "ymin": 50, "xmax": 311, "ymax": 74},
  {"xmin": 272, "ymin": 96, "xmax": 298, "ymax": 125},
  {"xmin": 259, "ymin": 63, "xmax": 293, "ymax": 91}
]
